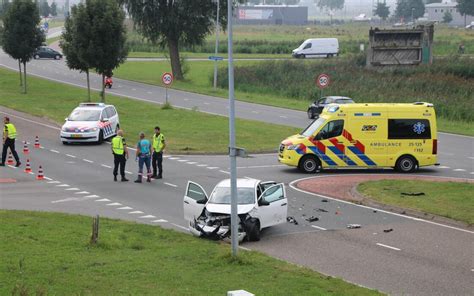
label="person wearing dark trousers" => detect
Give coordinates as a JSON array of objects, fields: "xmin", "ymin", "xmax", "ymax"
[
  {"xmin": 151, "ymin": 126, "xmax": 166, "ymax": 179},
  {"xmin": 1, "ymin": 116, "xmax": 21, "ymax": 167},
  {"xmin": 111, "ymin": 129, "xmax": 129, "ymax": 182},
  {"xmin": 135, "ymin": 132, "xmax": 152, "ymax": 183}
]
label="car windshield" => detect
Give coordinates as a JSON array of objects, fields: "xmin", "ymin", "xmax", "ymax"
[
  {"xmin": 335, "ymin": 99, "xmax": 354, "ymax": 104},
  {"xmin": 208, "ymin": 187, "xmax": 255, "ymax": 205},
  {"xmin": 301, "ymin": 117, "xmax": 326, "ymax": 137},
  {"xmin": 68, "ymin": 109, "xmax": 101, "ymax": 121}
]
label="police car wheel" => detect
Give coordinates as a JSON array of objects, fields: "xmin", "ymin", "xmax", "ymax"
[
  {"xmin": 299, "ymin": 155, "xmax": 320, "ymax": 174},
  {"xmin": 307, "ymin": 109, "xmax": 314, "ymax": 119},
  {"xmin": 396, "ymin": 155, "xmax": 417, "ymax": 173},
  {"xmin": 62, "ymin": 141, "xmax": 69, "ymax": 145},
  {"xmin": 97, "ymin": 130, "xmax": 104, "ymax": 144}
]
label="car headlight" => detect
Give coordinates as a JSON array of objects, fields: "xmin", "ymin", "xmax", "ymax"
[
  {"xmin": 61, "ymin": 127, "xmax": 67, "ymax": 132},
  {"xmin": 287, "ymin": 144, "xmax": 303, "ymax": 150},
  {"xmin": 83, "ymin": 127, "xmax": 98, "ymax": 132}
]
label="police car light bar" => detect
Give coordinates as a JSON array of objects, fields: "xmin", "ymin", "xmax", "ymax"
[{"xmin": 79, "ymin": 103, "xmax": 106, "ymax": 107}]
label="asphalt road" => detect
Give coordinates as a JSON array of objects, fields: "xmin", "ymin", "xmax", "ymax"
[{"xmin": 1, "ymin": 107, "xmax": 473, "ymax": 295}]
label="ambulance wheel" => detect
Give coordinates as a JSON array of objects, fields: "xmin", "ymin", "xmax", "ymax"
[
  {"xmin": 299, "ymin": 155, "xmax": 321, "ymax": 173},
  {"xmin": 245, "ymin": 218, "xmax": 260, "ymax": 242},
  {"xmin": 395, "ymin": 155, "xmax": 417, "ymax": 173}
]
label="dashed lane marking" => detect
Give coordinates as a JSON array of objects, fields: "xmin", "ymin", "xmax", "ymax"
[
  {"xmin": 197, "ymin": 164, "xmax": 207, "ymax": 167},
  {"xmin": 129, "ymin": 210, "xmax": 144, "ymax": 214},
  {"xmin": 95, "ymin": 198, "xmax": 111, "ymax": 202},
  {"xmin": 186, "ymin": 162, "xmax": 197, "ymax": 164},
  {"xmin": 65, "ymin": 188, "xmax": 80, "ymax": 191},
  {"xmin": 75, "ymin": 191, "xmax": 90, "ymax": 195},
  {"xmin": 117, "ymin": 206, "xmax": 133, "ymax": 210},
  {"xmin": 468, "ymin": 157, "xmax": 474, "ymax": 160},
  {"xmin": 147, "ymin": 91, "xmax": 152, "ymax": 94},
  {"xmin": 107, "ymin": 202, "xmax": 122, "ymax": 206},
  {"xmin": 169, "ymin": 157, "xmax": 179, "ymax": 160},
  {"xmin": 83, "ymin": 159, "xmax": 93, "ymax": 163},
  {"xmin": 101, "ymin": 164, "xmax": 112, "ymax": 169},
  {"xmin": 43, "ymin": 176, "xmax": 52, "ymax": 181},
  {"xmin": 51, "ymin": 197, "xmax": 78, "ymax": 203},
  {"xmin": 66, "ymin": 154, "xmax": 76, "ymax": 158},
  {"xmin": 437, "ymin": 166, "xmax": 450, "ymax": 169},
  {"xmin": 84, "ymin": 195, "xmax": 99, "ymax": 199},
  {"xmin": 125, "ymin": 171, "xmax": 133, "ymax": 175},
  {"xmin": 177, "ymin": 159, "xmax": 188, "ymax": 162},
  {"xmin": 7, "ymin": 165, "xmax": 16, "ymax": 169},
  {"xmin": 279, "ymin": 115, "xmax": 288, "ymax": 119},
  {"xmin": 50, "ymin": 149, "xmax": 59, "ymax": 153},
  {"xmin": 163, "ymin": 155, "xmax": 171, "ymax": 158},
  {"xmin": 164, "ymin": 182, "xmax": 178, "ymax": 188},
  {"xmin": 152, "ymin": 219, "xmax": 168, "ymax": 223},
  {"xmin": 311, "ymin": 225, "xmax": 327, "ymax": 231},
  {"xmin": 219, "ymin": 170, "xmax": 230, "ymax": 174},
  {"xmin": 139, "ymin": 215, "xmax": 156, "ymax": 219},
  {"xmin": 56, "ymin": 184, "xmax": 70, "ymax": 187},
  {"xmin": 48, "ymin": 181, "xmax": 60, "ymax": 184},
  {"xmin": 206, "ymin": 167, "xmax": 219, "ymax": 170},
  {"xmin": 453, "ymin": 169, "xmax": 466, "ymax": 172},
  {"xmin": 376, "ymin": 243, "xmax": 401, "ymax": 251}
]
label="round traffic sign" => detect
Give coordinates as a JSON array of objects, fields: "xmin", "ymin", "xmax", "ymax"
[
  {"xmin": 161, "ymin": 72, "xmax": 173, "ymax": 86},
  {"xmin": 316, "ymin": 73, "xmax": 330, "ymax": 89}
]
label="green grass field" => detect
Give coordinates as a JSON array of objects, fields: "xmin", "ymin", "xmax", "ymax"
[
  {"xmin": 357, "ymin": 180, "xmax": 474, "ymax": 225},
  {"xmin": 0, "ymin": 210, "xmax": 380, "ymax": 295},
  {"xmin": 0, "ymin": 67, "xmax": 298, "ymax": 153}
]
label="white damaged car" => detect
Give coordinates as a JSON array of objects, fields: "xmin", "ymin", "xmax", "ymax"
[{"xmin": 183, "ymin": 178, "xmax": 288, "ymax": 242}]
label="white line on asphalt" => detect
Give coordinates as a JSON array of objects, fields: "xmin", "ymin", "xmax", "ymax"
[
  {"xmin": 197, "ymin": 164, "xmax": 207, "ymax": 167},
  {"xmin": 117, "ymin": 206, "xmax": 133, "ymax": 210},
  {"xmin": 311, "ymin": 225, "xmax": 327, "ymax": 231},
  {"xmin": 125, "ymin": 171, "xmax": 133, "ymax": 175},
  {"xmin": 107, "ymin": 202, "xmax": 122, "ymax": 206},
  {"xmin": 7, "ymin": 165, "xmax": 16, "ymax": 169},
  {"xmin": 206, "ymin": 167, "xmax": 219, "ymax": 170},
  {"xmin": 289, "ymin": 174, "xmax": 474, "ymax": 235},
  {"xmin": 184, "ymin": 98, "xmax": 189, "ymax": 101},
  {"xmin": 177, "ymin": 159, "xmax": 188, "ymax": 162},
  {"xmin": 437, "ymin": 166, "xmax": 450, "ymax": 169},
  {"xmin": 376, "ymin": 243, "xmax": 401, "ymax": 251},
  {"xmin": 48, "ymin": 181, "xmax": 60, "ymax": 184},
  {"xmin": 468, "ymin": 157, "xmax": 474, "ymax": 160},
  {"xmin": 101, "ymin": 164, "xmax": 112, "ymax": 169},
  {"xmin": 39, "ymin": 146, "xmax": 44, "ymax": 149},
  {"xmin": 84, "ymin": 195, "xmax": 99, "ymax": 198},
  {"xmin": 83, "ymin": 159, "xmax": 93, "ymax": 163},
  {"xmin": 164, "ymin": 182, "xmax": 178, "ymax": 188},
  {"xmin": 28, "ymin": 172, "xmax": 34, "ymax": 175},
  {"xmin": 139, "ymin": 215, "xmax": 156, "ymax": 219},
  {"xmin": 239, "ymin": 246, "xmax": 251, "ymax": 251},
  {"xmin": 95, "ymin": 198, "xmax": 111, "ymax": 202},
  {"xmin": 66, "ymin": 154, "xmax": 76, "ymax": 158},
  {"xmin": 152, "ymin": 219, "xmax": 168, "ymax": 223},
  {"xmin": 453, "ymin": 169, "xmax": 466, "ymax": 172},
  {"xmin": 279, "ymin": 115, "xmax": 288, "ymax": 119},
  {"xmin": 147, "ymin": 91, "xmax": 152, "ymax": 94},
  {"xmin": 219, "ymin": 170, "xmax": 230, "ymax": 174},
  {"xmin": 171, "ymin": 223, "xmax": 189, "ymax": 231},
  {"xmin": 471, "ymin": 172, "xmax": 474, "ymax": 175},
  {"xmin": 169, "ymin": 157, "xmax": 179, "ymax": 160},
  {"xmin": 186, "ymin": 162, "xmax": 197, "ymax": 164},
  {"xmin": 0, "ymin": 110, "xmax": 61, "ymax": 130},
  {"xmin": 43, "ymin": 176, "xmax": 52, "ymax": 181},
  {"xmin": 75, "ymin": 191, "xmax": 90, "ymax": 195},
  {"xmin": 163, "ymin": 155, "xmax": 171, "ymax": 158},
  {"xmin": 129, "ymin": 211, "xmax": 144, "ymax": 214},
  {"xmin": 65, "ymin": 188, "xmax": 80, "ymax": 191},
  {"xmin": 56, "ymin": 184, "xmax": 70, "ymax": 187},
  {"xmin": 51, "ymin": 197, "xmax": 78, "ymax": 203},
  {"xmin": 204, "ymin": 102, "xmax": 210, "ymax": 105}
]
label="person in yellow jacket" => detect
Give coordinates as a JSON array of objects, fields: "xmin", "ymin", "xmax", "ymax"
[
  {"xmin": 1, "ymin": 117, "xmax": 21, "ymax": 167},
  {"xmin": 151, "ymin": 126, "xmax": 166, "ymax": 179},
  {"xmin": 111, "ymin": 129, "xmax": 129, "ymax": 182}
]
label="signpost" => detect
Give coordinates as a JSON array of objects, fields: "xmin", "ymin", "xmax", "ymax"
[
  {"xmin": 316, "ymin": 73, "xmax": 330, "ymax": 98},
  {"xmin": 161, "ymin": 72, "xmax": 173, "ymax": 105}
]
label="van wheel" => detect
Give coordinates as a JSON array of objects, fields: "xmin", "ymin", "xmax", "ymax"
[
  {"xmin": 245, "ymin": 218, "xmax": 260, "ymax": 242},
  {"xmin": 298, "ymin": 155, "xmax": 321, "ymax": 173},
  {"xmin": 395, "ymin": 155, "xmax": 417, "ymax": 173}
]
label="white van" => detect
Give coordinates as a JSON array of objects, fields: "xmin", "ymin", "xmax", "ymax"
[{"xmin": 292, "ymin": 38, "xmax": 339, "ymax": 59}]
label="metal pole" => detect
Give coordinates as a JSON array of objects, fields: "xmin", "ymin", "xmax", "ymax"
[
  {"xmin": 165, "ymin": 87, "xmax": 168, "ymax": 105},
  {"xmin": 228, "ymin": 0, "xmax": 238, "ymax": 257},
  {"xmin": 213, "ymin": 0, "xmax": 220, "ymax": 90}
]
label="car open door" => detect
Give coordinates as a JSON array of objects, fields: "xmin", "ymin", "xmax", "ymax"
[
  {"xmin": 183, "ymin": 181, "xmax": 208, "ymax": 222},
  {"xmin": 257, "ymin": 183, "xmax": 287, "ymax": 228}
]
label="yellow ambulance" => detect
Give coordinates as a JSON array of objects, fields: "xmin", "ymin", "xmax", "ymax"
[{"xmin": 278, "ymin": 102, "xmax": 438, "ymax": 173}]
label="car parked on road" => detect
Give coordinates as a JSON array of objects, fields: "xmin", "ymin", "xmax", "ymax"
[
  {"xmin": 183, "ymin": 178, "xmax": 288, "ymax": 242},
  {"xmin": 307, "ymin": 96, "xmax": 354, "ymax": 119},
  {"xmin": 33, "ymin": 46, "xmax": 62, "ymax": 60},
  {"xmin": 60, "ymin": 103, "xmax": 119, "ymax": 144}
]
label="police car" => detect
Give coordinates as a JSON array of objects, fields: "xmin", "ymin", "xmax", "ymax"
[{"xmin": 60, "ymin": 103, "xmax": 119, "ymax": 144}]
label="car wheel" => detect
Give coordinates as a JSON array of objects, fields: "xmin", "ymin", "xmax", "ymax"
[
  {"xmin": 34, "ymin": 54, "xmax": 40, "ymax": 59},
  {"xmin": 54, "ymin": 55, "xmax": 61, "ymax": 60},
  {"xmin": 298, "ymin": 155, "xmax": 321, "ymax": 174},
  {"xmin": 395, "ymin": 155, "xmax": 417, "ymax": 173},
  {"xmin": 245, "ymin": 218, "xmax": 260, "ymax": 242},
  {"xmin": 307, "ymin": 109, "xmax": 314, "ymax": 119},
  {"xmin": 97, "ymin": 130, "xmax": 104, "ymax": 144},
  {"xmin": 62, "ymin": 141, "xmax": 69, "ymax": 145},
  {"xmin": 107, "ymin": 84, "xmax": 112, "ymax": 89}
]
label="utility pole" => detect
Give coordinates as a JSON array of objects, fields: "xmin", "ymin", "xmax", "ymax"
[{"xmin": 213, "ymin": 0, "xmax": 220, "ymax": 90}]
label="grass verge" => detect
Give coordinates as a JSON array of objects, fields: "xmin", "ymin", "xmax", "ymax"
[
  {"xmin": 0, "ymin": 210, "xmax": 380, "ymax": 295},
  {"xmin": 357, "ymin": 180, "xmax": 474, "ymax": 225},
  {"xmin": 127, "ymin": 51, "xmax": 289, "ymax": 59},
  {"xmin": 0, "ymin": 67, "xmax": 298, "ymax": 153}
]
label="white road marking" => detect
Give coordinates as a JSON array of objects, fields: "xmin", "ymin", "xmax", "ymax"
[
  {"xmin": 48, "ymin": 181, "xmax": 60, "ymax": 184},
  {"xmin": 65, "ymin": 188, "xmax": 80, "ymax": 191},
  {"xmin": 125, "ymin": 171, "xmax": 133, "ymax": 175},
  {"xmin": 66, "ymin": 154, "xmax": 76, "ymax": 158},
  {"xmin": 129, "ymin": 211, "xmax": 144, "ymax": 214},
  {"xmin": 186, "ymin": 162, "xmax": 197, "ymax": 164},
  {"xmin": 171, "ymin": 223, "xmax": 189, "ymax": 231},
  {"xmin": 101, "ymin": 164, "xmax": 112, "ymax": 169},
  {"xmin": 197, "ymin": 164, "xmax": 207, "ymax": 167},
  {"xmin": 376, "ymin": 243, "xmax": 401, "ymax": 251},
  {"xmin": 177, "ymin": 159, "xmax": 188, "ymax": 162},
  {"xmin": 28, "ymin": 172, "xmax": 34, "ymax": 175},
  {"xmin": 311, "ymin": 225, "xmax": 327, "ymax": 231},
  {"xmin": 251, "ymin": 111, "xmax": 259, "ymax": 114},
  {"xmin": 184, "ymin": 98, "xmax": 189, "ymax": 101},
  {"xmin": 107, "ymin": 202, "xmax": 122, "ymax": 206},
  {"xmin": 169, "ymin": 157, "xmax": 179, "ymax": 160},
  {"xmin": 51, "ymin": 197, "xmax": 78, "ymax": 203},
  {"xmin": 468, "ymin": 157, "xmax": 474, "ymax": 160},
  {"xmin": 117, "ymin": 206, "xmax": 133, "ymax": 210},
  {"xmin": 237, "ymin": 165, "xmax": 285, "ymax": 169},
  {"xmin": 56, "ymin": 184, "xmax": 70, "ymax": 187},
  {"xmin": 219, "ymin": 170, "xmax": 230, "ymax": 174},
  {"xmin": 50, "ymin": 149, "xmax": 60, "ymax": 153},
  {"xmin": 95, "ymin": 198, "xmax": 111, "ymax": 202},
  {"xmin": 163, "ymin": 155, "xmax": 171, "ymax": 158},
  {"xmin": 279, "ymin": 115, "xmax": 288, "ymax": 119},
  {"xmin": 83, "ymin": 159, "xmax": 93, "ymax": 163},
  {"xmin": 437, "ymin": 166, "xmax": 450, "ymax": 169},
  {"xmin": 164, "ymin": 182, "xmax": 178, "ymax": 187},
  {"xmin": 139, "ymin": 215, "xmax": 156, "ymax": 219},
  {"xmin": 75, "ymin": 191, "xmax": 90, "ymax": 195},
  {"xmin": 151, "ymin": 219, "xmax": 168, "ymax": 223},
  {"xmin": 471, "ymin": 172, "xmax": 474, "ymax": 175},
  {"xmin": 239, "ymin": 246, "xmax": 251, "ymax": 251},
  {"xmin": 43, "ymin": 177, "xmax": 52, "ymax": 181},
  {"xmin": 7, "ymin": 165, "xmax": 16, "ymax": 169},
  {"xmin": 39, "ymin": 146, "xmax": 44, "ymax": 149},
  {"xmin": 206, "ymin": 167, "xmax": 219, "ymax": 170},
  {"xmin": 453, "ymin": 169, "xmax": 466, "ymax": 172},
  {"xmin": 147, "ymin": 91, "xmax": 152, "ymax": 94},
  {"xmin": 84, "ymin": 195, "xmax": 99, "ymax": 198}
]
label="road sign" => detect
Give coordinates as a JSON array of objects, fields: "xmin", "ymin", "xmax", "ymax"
[
  {"xmin": 316, "ymin": 73, "xmax": 330, "ymax": 89},
  {"xmin": 161, "ymin": 72, "xmax": 173, "ymax": 86},
  {"xmin": 209, "ymin": 56, "xmax": 224, "ymax": 61}
]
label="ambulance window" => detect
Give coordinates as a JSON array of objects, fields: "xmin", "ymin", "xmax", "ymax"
[
  {"xmin": 316, "ymin": 120, "xmax": 344, "ymax": 140},
  {"xmin": 301, "ymin": 117, "xmax": 326, "ymax": 137},
  {"xmin": 388, "ymin": 119, "xmax": 431, "ymax": 139}
]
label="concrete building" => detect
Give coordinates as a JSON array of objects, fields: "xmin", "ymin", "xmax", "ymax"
[
  {"xmin": 426, "ymin": 1, "xmax": 474, "ymax": 27},
  {"xmin": 235, "ymin": 5, "xmax": 308, "ymax": 25}
]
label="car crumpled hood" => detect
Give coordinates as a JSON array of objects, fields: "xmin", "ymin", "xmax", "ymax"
[{"xmin": 205, "ymin": 203, "xmax": 255, "ymax": 215}]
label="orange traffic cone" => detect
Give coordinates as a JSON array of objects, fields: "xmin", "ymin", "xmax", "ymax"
[
  {"xmin": 24, "ymin": 159, "xmax": 32, "ymax": 173},
  {"xmin": 36, "ymin": 165, "xmax": 44, "ymax": 180},
  {"xmin": 6, "ymin": 152, "xmax": 14, "ymax": 165},
  {"xmin": 23, "ymin": 141, "xmax": 29, "ymax": 154},
  {"xmin": 34, "ymin": 136, "xmax": 40, "ymax": 148}
]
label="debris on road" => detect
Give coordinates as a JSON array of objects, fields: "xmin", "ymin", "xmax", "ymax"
[
  {"xmin": 401, "ymin": 192, "xmax": 425, "ymax": 196},
  {"xmin": 315, "ymin": 208, "xmax": 328, "ymax": 213},
  {"xmin": 373, "ymin": 210, "xmax": 377, "ymax": 213},
  {"xmin": 321, "ymin": 199, "xmax": 328, "ymax": 202},
  {"xmin": 347, "ymin": 224, "xmax": 361, "ymax": 229},
  {"xmin": 287, "ymin": 216, "xmax": 299, "ymax": 225},
  {"xmin": 305, "ymin": 216, "xmax": 319, "ymax": 222},
  {"xmin": 383, "ymin": 228, "xmax": 393, "ymax": 233}
]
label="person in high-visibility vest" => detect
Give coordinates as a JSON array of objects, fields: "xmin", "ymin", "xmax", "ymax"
[
  {"xmin": 111, "ymin": 129, "xmax": 129, "ymax": 182},
  {"xmin": 151, "ymin": 126, "xmax": 166, "ymax": 179},
  {"xmin": 1, "ymin": 117, "xmax": 21, "ymax": 167}
]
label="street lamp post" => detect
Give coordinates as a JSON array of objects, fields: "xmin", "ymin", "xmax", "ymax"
[{"xmin": 213, "ymin": 0, "xmax": 220, "ymax": 90}]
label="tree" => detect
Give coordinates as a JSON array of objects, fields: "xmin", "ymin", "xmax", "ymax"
[
  {"xmin": 374, "ymin": 1, "xmax": 390, "ymax": 21},
  {"xmin": 442, "ymin": 11, "xmax": 452, "ymax": 23},
  {"xmin": 39, "ymin": 0, "xmax": 49, "ymax": 18},
  {"xmin": 1, "ymin": 0, "xmax": 44, "ymax": 94},
  {"xmin": 315, "ymin": 0, "xmax": 345, "ymax": 11},
  {"xmin": 50, "ymin": 1, "xmax": 57, "ymax": 16},
  {"xmin": 395, "ymin": 0, "xmax": 425, "ymax": 21},
  {"xmin": 457, "ymin": 0, "xmax": 474, "ymax": 26},
  {"xmin": 120, "ymin": 0, "xmax": 229, "ymax": 81}
]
